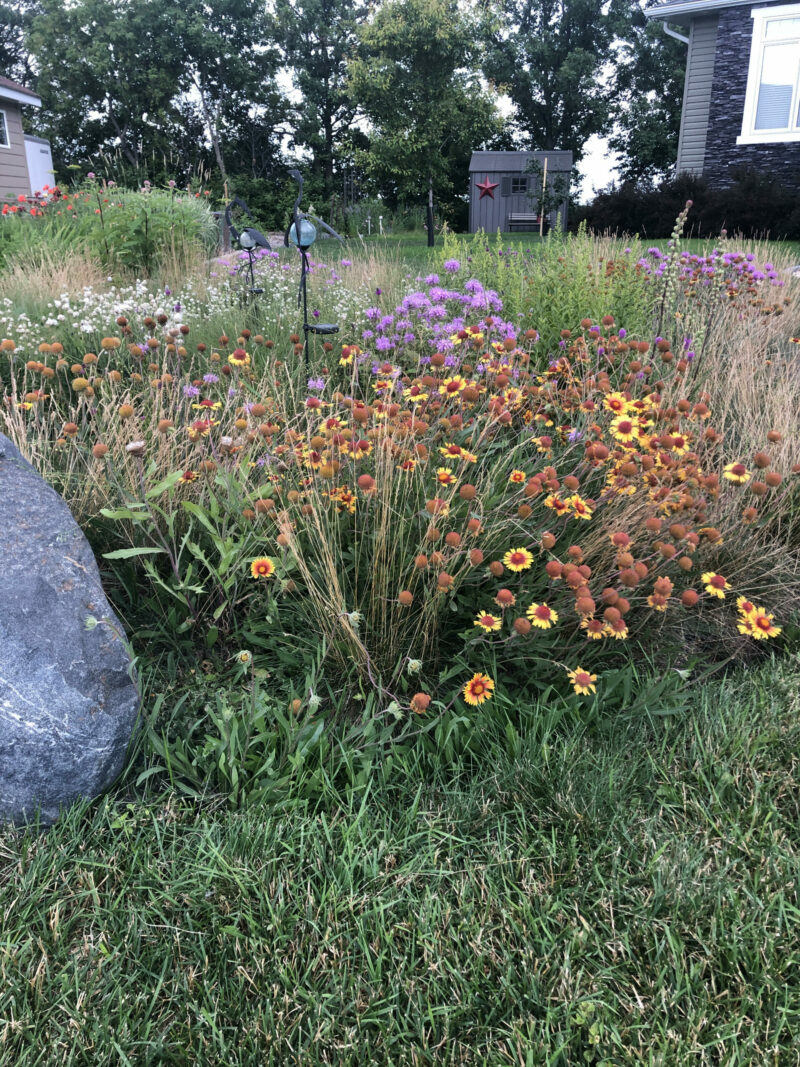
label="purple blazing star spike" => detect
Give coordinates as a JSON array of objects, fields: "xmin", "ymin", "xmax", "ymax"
[
  {"xmin": 376, "ymin": 287, "xmax": 382, "ymax": 296},
  {"xmin": 313, "ymin": 309, "xmax": 320, "ymax": 319},
  {"xmin": 618, "ymin": 328, "xmax": 627, "ymax": 339},
  {"xmin": 164, "ymin": 286, "xmax": 171, "ymax": 296}
]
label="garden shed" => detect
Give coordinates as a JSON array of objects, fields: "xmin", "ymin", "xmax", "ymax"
[
  {"xmin": 646, "ymin": 0, "xmax": 800, "ymax": 191},
  {"xmin": 0, "ymin": 76, "xmax": 53, "ymax": 200},
  {"xmin": 468, "ymin": 151, "xmax": 572, "ymax": 234}
]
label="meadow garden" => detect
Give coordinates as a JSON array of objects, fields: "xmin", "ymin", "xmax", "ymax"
[{"xmin": 1, "ymin": 184, "xmax": 799, "ymax": 1064}]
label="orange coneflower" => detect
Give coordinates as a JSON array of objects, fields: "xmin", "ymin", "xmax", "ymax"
[{"xmin": 462, "ymin": 672, "xmax": 495, "ymax": 706}]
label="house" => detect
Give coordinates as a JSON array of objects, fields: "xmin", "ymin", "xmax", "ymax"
[
  {"xmin": 468, "ymin": 151, "xmax": 572, "ymax": 234},
  {"xmin": 646, "ymin": 1, "xmax": 800, "ymax": 190},
  {"xmin": 0, "ymin": 76, "xmax": 54, "ymax": 200}
]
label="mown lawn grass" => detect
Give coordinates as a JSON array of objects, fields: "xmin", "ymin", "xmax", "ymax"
[{"xmin": 1, "ymin": 656, "xmax": 799, "ymax": 1065}]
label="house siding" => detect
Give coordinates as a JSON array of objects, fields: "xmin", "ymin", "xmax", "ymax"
[
  {"xmin": 703, "ymin": 2, "xmax": 800, "ymax": 190},
  {"xmin": 0, "ymin": 102, "xmax": 32, "ymax": 199},
  {"xmin": 676, "ymin": 15, "xmax": 720, "ymax": 175}
]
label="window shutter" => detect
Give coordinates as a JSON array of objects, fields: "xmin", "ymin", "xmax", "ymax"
[{"xmin": 501, "ymin": 176, "xmax": 511, "ymax": 197}]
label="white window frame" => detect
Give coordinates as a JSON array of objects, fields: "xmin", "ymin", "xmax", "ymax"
[
  {"xmin": 0, "ymin": 110, "xmax": 10, "ymax": 150},
  {"xmin": 738, "ymin": 2, "xmax": 800, "ymax": 144}
]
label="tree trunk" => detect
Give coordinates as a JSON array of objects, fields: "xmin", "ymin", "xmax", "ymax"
[
  {"xmin": 196, "ymin": 75, "xmax": 228, "ymax": 185},
  {"xmin": 427, "ymin": 173, "xmax": 434, "ymax": 248}
]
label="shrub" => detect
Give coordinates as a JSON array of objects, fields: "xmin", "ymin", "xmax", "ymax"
[
  {"xmin": 576, "ymin": 169, "xmax": 800, "ymax": 241},
  {"xmin": 0, "ymin": 181, "xmax": 219, "ymax": 278}
]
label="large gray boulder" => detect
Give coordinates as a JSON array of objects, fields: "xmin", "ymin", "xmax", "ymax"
[{"xmin": 0, "ymin": 434, "xmax": 139, "ymax": 825}]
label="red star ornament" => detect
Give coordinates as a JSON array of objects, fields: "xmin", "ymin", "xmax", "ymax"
[{"xmin": 476, "ymin": 176, "xmax": 499, "ymax": 200}]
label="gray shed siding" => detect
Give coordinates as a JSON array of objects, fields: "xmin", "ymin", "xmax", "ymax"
[
  {"xmin": 676, "ymin": 15, "xmax": 719, "ymax": 175},
  {"xmin": 468, "ymin": 152, "xmax": 572, "ymax": 233},
  {"xmin": 0, "ymin": 102, "xmax": 32, "ymax": 199}
]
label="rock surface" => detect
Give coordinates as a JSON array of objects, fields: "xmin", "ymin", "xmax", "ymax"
[{"xmin": 0, "ymin": 434, "xmax": 139, "ymax": 825}]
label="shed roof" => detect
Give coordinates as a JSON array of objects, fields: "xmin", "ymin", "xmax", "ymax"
[
  {"xmin": 0, "ymin": 76, "xmax": 41, "ymax": 107},
  {"xmin": 469, "ymin": 151, "xmax": 573, "ymax": 172}
]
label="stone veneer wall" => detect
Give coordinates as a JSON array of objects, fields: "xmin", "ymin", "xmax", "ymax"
[{"xmin": 703, "ymin": 3, "xmax": 800, "ymax": 191}]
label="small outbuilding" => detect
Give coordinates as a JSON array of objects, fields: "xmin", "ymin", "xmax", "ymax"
[
  {"xmin": 468, "ymin": 151, "xmax": 572, "ymax": 234},
  {"xmin": 0, "ymin": 76, "xmax": 54, "ymax": 200}
]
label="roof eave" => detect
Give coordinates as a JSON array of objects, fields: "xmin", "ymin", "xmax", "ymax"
[
  {"xmin": 0, "ymin": 86, "xmax": 42, "ymax": 108},
  {"xmin": 645, "ymin": 0, "xmax": 755, "ymax": 21}
]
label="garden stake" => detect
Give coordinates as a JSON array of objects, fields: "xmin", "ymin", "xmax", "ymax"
[{"xmin": 285, "ymin": 168, "xmax": 343, "ymax": 370}]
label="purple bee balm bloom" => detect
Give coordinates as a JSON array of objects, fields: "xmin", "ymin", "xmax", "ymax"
[
  {"xmin": 424, "ymin": 274, "xmax": 439, "ymax": 285},
  {"xmin": 203, "ymin": 373, "xmax": 219, "ymax": 384},
  {"xmin": 307, "ymin": 377, "xmax": 325, "ymax": 391},
  {"xmin": 365, "ymin": 307, "xmax": 381, "ymax": 320},
  {"xmin": 341, "ymin": 259, "xmax": 352, "ymax": 266},
  {"xmin": 443, "ymin": 259, "xmax": 460, "ymax": 273},
  {"xmin": 228, "ymin": 387, "xmax": 237, "ymax": 397},
  {"xmin": 567, "ymin": 429, "xmax": 582, "ymax": 442},
  {"xmin": 375, "ymin": 337, "xmax": 394, "ymax": 351},
  {"xmin": 183, "ymin": 385, "xmax": 200, "ymax": 397},
  {"xmin": 403, "ymin": 332, "xmax": 415, "ymax": 343},
  {"xmin": 362, "ymin": 330, "xmax": 374, "ymax": 340},
  {"xmin": 444, "ymin": 353, "xmax": 459, "ymax": 367},
  {"xmin": 464, "ymin": 278, "xmax": 483, "ymax": 293}
]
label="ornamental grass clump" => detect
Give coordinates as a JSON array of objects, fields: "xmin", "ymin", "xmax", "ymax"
[{"xmin": 1, "ymin": 227, "xmax": 799, "ymax": 717}]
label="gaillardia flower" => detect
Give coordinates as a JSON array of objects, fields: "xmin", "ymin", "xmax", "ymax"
[
  {"xmin": 462, "ymin": 672, "xmax": 495, "ymax": 706},
  {"xmin": 250, "ymin": 557, "xmax": 276, "ymax": 579}
]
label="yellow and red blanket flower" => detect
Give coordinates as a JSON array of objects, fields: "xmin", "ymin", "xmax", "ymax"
[
  {"xmin": 439, "ymin": 442, "xmax": 465, "ymax": 460},
  {"xmin": 789, "ymin": 337, "xmax": 800, "ymax": 344},
  {"xmin": 474, "ymin": 611, "xmax": 502, "ymax": 633},
  {"xmin": 702, "ymin": 571, "xmax": 730, "ymax": 598},
  {"xmin": 526, "ymin": 602, "xmax": 558, "ymax": 628},
  {"xmin": 462, "ymin": 672, "xmax": 495, "ymax": 706},
  {"xmin": 508, "ymin": 469, "xmax": 527, "ymax": 484},
  {"xmin": 188, "ymin": 418, "xmax": 217, "ymax": 440},
  {"xmin": 250, "ymin": 557, "xmax": 276, "ymax": 579},
  {"xmin": 229, "ymin": 348, "xmax": 250, "ymax": 367},
  {"xmin": 603, "ymin": 618, "xmax": 629, "ymax": 639},
  {"xmin": 179, "ymin": 470, "xmax": 199, "ymax": 482},
  {"xmin": 192, "ymin": 398, "xmax": 222, "ymax": 410},
  {"xmin": 741, "ymin": 604, "xmax": 781, "ymax": 639},
  {"xmin": 435, "ymin": 467, "xmax": 457, "ymax": 486},
  {"xmin": 603, "ymin": 391, "xmax": 630, "ymax": 415},
  {"xmin": 403, "ymin": 384, "xmax": 428, "ymax": 403},
  {"xmin": 397, "ymin": 458, "xmax": 417, "ymax": 472},
  {"xmin": 544, "ymin": 493, "xmax": 570, "ymax": 515},
  {"xmin": 566, "ymin": 494, "xmax": 593, "ymax": 520},
  {"xmin": 441, "ymin": 375, "xmax": 468, "ymax": 396},
  {"xmin": 503, "ymin": 547, "xmax": 534, "ymax": 572},
  {"xmin": 610, "ymin": 415, "xmax": 638, "ymax": 445},
  {"xmin": 581, "ymin": 618, "xmax": 606, "ymax": 639},
  {"xmin": 723, "ymin": 462, "xmax": 751, "ymax": 483},
  {"xmin": 566, "ymin": 666, "xmax": 597, "ymax": 695}
]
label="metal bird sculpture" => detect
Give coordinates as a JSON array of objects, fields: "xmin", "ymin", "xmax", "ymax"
[
  {"xmin": 224, "ymin": 196, "xmax": 270, "ymax": 295},
  {"xmin": 285, "ymin": 168, "xmax": 343, "ymax": 367}
]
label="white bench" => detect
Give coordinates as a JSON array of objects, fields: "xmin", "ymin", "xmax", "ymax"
[{"xmin": 507, "ymin": 213, "xmax": 541, "ymax": 231}]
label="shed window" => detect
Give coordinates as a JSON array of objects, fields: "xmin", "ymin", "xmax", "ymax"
[
  {"xmin": 510, "ymin": 176, "xmax": 528, "ymax": 194},
  {"xmin": 0, "ymin": 111, "xmax": 9, "ymax": 149},
  {"xmin": 739, "ymin": 3, "xmax": 800, "ymax": 143}
]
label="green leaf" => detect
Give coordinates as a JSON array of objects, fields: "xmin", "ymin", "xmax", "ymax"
[{"xmin": 103, "ymin": 547, "xmax": 167, "ymax": 560}]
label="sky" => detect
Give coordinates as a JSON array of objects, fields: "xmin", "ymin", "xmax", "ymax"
[{"xmin": 577, "ymin": 134, "xmax": 621, "ymax": 202}]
